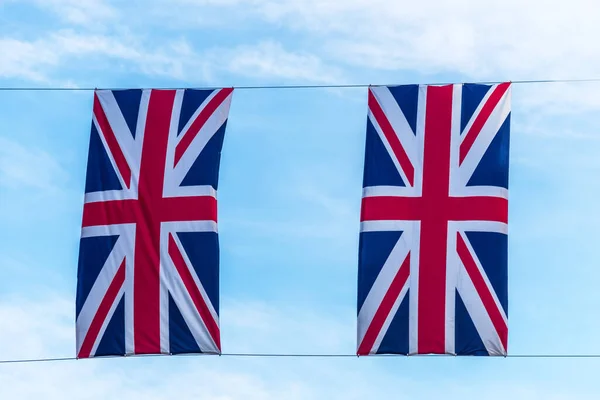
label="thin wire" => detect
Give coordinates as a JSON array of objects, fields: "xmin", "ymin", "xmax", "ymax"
[
  {"xmin": 0, "ymin": 357, "xmax": 76, "ymax": 364},
  {"xmin": 4, "ymin": 78, "xmax": 600, "ymax": 91},
  {"xmin": 3, "ymin": 353, "xmax": 600, "ymax": 364}
]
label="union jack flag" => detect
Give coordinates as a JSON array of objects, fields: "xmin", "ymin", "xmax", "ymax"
[
  {"xmin": 357, "ymin": 83, "xmax": 510, "ymax": 356},
  {"xmin": 76, "ymin": 88, "xmax": 233, "ymax": 358}
]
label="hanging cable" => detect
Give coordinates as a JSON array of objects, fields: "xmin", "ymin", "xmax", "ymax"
[
  {"xmin": 3, "ymin": 77, "xmax": 600, "ymax": 91},
  {"xmin": 2, "ymin": 353, "xmax": 600, "ymax": 365}
]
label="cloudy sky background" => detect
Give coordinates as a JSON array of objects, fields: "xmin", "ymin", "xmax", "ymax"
[{"xmin": 2, "ymin": 0, "xmax": 600, "ymax": 398}]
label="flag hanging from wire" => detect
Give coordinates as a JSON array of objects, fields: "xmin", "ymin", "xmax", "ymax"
[
  {"xmin": 76, "ymin": 88, "xmax": 233, "ymax": 358},
  {"xmin": 357, "ymin": 83, "xmax": 510, "ymax": 356}
]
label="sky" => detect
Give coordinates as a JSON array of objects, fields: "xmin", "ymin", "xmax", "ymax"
[{"xmin": 2, "ymin": 0, "xmax": 600, "ymax": 398}]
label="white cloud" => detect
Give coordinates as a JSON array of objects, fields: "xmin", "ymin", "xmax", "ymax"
[
  {"xmin": 12, "ymin": 0, "xmax": 600, "ymax": 97},
  {"xmin": 121, "ymin": 0, "xmax": 600, "ymax": 113},
  {"xmin": 0, "ymin": 38, "xmax": 59, "ymax": 82},
  {"xmin": 0, "ymin": 29, "xmax": 340, "ymax": 86},
  {"xmin": 6, "ymin": 0, "xmax": 600, "ymax": 91},
  {"xmin": 0, "ymin": 135, "xmax": 81, "ymax": 230},
  {"xmin": 163, "ymin": 0, "xmax": 600, "ymax": 83},
  {"xmin": 26, "ymin": 0, "xmax": 116, "ymax": 25},
  {"xmin": 247, "ymin": 0, "xmax": 600, "ymax": 79},
  {"xmin": 0, "ymin": 295, "xmax": 72, "ymax": 360},
  {"xmin": 0, "ymin": 136, "xmax": 69, "ymax": 191},
  {"xmin": 219, "ymin": 41, "xmax": 345, "ymax": 84},
  {"xmin": 222, "ymin": 182, "xmax": 358, "ymax": 245},
  {"xmin": 223, "ymin": 299, "xmax": 354, "ymax": 354},
  {"xmin": 516, "ymin": 81, "xmax": 600, "ymax": 115},
  {"xmin": 0, "ymin": 294, "xmax": 351, "ymax": 399},
  {"xmin": 0, "ymin": 292, "xmax": 598, "ymax": 399},
  {"xmin": 0, "ymin": 30, "xmax": 207, "ymax": 83}
]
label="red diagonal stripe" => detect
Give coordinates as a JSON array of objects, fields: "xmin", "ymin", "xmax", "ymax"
[
  {"xmin": 174, "ymin": 88, "xmax": 233, "ymax": 166},
  {"xmin": 78, "ymin": 260, "xmax": 125, "ymax": 358},
  {"xmin": 357, "ymin": 253, "xmax": 410, "ymax": 355},
  {"xmin": 368, "ymin": 89, "xmax": 415, "ymax": 186},
  {"xmin": 93, "ymin": 94, "xmax": 132, "ymax": 188},
  {"xmin": 459, "ymin": 82, "xmax": 510, "ymax": 165},
  {"xmin": 457, "ymin": 233, "xmax": 508, "ymax": 352},
  {"xmin": 168, "ymin": 234, "xmax": 221, "ymax": 351}
]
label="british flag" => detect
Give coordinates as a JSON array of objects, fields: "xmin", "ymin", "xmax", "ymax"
[
  {"xmin": 357, "ymin": 83, "xmax": 510, "ymax": 356},
  {"xmin": 76, "ymin": 88, "xmax": 233, "ymax": 358}
]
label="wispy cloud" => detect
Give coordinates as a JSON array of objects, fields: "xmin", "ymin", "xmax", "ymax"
[
  {"xmin": 0, "ymin": 31, "xmax": 209, "ymax": 83},
  {"xmin": 0, "ymin": 30, "xmax": 342, "ymax": 86},
  {"xmin": 0, "ymin": 136, "xmax": 68, "ymax": 192},
  {"xmin": 0, "ymin": 135, "xmax": 81, "ymax": 233},
  {"xmin": 12, "ymin": 0, "xmax": 600, "ymax": 96},
  {"xmin": 185, "ymin": 0, "xmax": 600, "ymax": 92},
  {"xmin": 0, "ymin": 295, "xmax": 72, "ymax": 360},
  {"xmin": 516, "ymin": 81, "xmax": 600, "ymax": 115},
  {"xmin": 222, "ymin": 178, "xmax": 359, "ymax": 244},
  {"xmin": 0, "ymin": 295, "xmax": 309, "ymax": 399},
  {"xmin": 212, "ymin": 0, "xmax": 600, "ymax": 80},
  {"xmin": 0, "ymin": 295, "xmax": 346, "ymax": 399},
  {"xmin": 223, "ymin": 299, "xmax": 354, "ymax": 354},
  {"xmin": 17, "ymin": 0, "xmax": 116, "ymax": 25},
  {"xmin": 0, "ymin": 37, "xmax": 60, "ymax": 82},
  {"xmin": 0, "ymin": 294, "xmax": 597, "ymax": 399},
  {"xmin": 219, "ymin": 41, "xmax": 345, "ymax": 84}
]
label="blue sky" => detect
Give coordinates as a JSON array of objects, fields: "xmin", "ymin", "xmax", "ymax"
[{"xmin": 2, "ymin": 0, "xmax": 600, "ymax": 398}]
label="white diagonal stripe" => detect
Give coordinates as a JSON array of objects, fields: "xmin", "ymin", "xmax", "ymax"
[
  {"xmin": 459, "ymin": 86, "xmax": 511, "ymax": 186},
  {"xmin": 370, "ymin": 86, "xmax": 417, "ymax": 166},
  {"xmin": 358, "ymin": 226, "xmax": 413, "ymax": 348},
  {"xmin": 96, "ymin": 90, "xmax": 142, "ymax": 176},
  {"xmin": 456, "ymin": 260, "xmax": 506, "ymax": 356}
]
